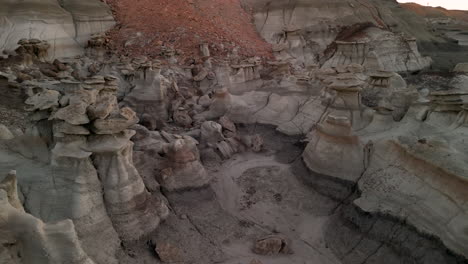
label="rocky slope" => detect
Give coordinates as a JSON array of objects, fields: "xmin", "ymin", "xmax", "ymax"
[
  {"xmin": 105, "ymin": 0, "xmax": 272, "ymax": 59},
  {"xmin": 399, "ymin": 2, "xmax": 468, "ymax": 69}
]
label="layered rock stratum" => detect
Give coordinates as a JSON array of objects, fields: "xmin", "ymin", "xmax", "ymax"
[{"xmin": 0, "ymin": 0, "xmax": 115, "ymax": 59}]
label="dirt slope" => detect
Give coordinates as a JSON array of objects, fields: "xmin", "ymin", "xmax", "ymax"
[{"xmin": 105, "ymin": 0, "xmax": 272, "ymax": 59}]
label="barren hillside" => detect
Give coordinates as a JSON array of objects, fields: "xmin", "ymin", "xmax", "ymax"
[
  {"xmin": 105, "ymin": 0, "xmax": 272, "ymax": 59},
  {"xmin": 401, "ymin": 2, "xmax": 468, "ymax": 23}
]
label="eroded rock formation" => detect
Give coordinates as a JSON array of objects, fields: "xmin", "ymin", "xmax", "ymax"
[
  {"xmin": 244, "ymin": 0, "xmax": 433, "ymax": 72},
  {"xmin": 1, "ymin": 1, "xmax": 468, "ymax": 264},
  {"xmin": 0, "ymin": 171, "xmax": 96, "ymax": 264},
  {"xmin": 302, "ymin": 66, "xmax": 468, "ymax": 260},
  {"xmin": 0, "ymin": 0, "xmax": 115, "ymax": 59}
]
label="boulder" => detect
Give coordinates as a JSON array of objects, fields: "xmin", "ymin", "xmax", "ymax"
[
  {"xmin": 200, "ymin": 121, "xmax": 225, "ymax": 148},
  {"xmin": 155, "ymin": 242, "xmax": 184, "ymax": 263},
  {"xmin": 453, "ymin": 63, "xmax": 468, "ymax": 73},
  {"xmin": 24, "ymin": 89, "xmax": 60, "ymax": 111},
  {"xmin": 252, "ymin": 235, "xmax": 293, "ymax": 256},
  {"xmin": 0, "ymin": 125, "xmax": 14, "ymax": 140}
]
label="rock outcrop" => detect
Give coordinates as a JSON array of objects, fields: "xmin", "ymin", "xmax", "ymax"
[
  {"xmin": 322, "ymin": 28, "xmax": 432, "ymax": 72},
  {"xmin": 0, "ymin": 171, "xmax": 96, "ymax": 264},
  {"xmin": 0, "ymin": 0, "xmax": 114, "ymax": 59},
  {"xmin": 122, "ymin": 64, "xmax": 171, "ymax": 130},
  {"xmin": 244, "ymin": 0, "xmax": 433, "ymax": 72},
  {"xmin": 302, "ymin": 67, "xmax": 468, "ymax": 260}
]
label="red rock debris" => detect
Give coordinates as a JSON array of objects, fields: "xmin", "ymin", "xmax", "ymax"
[{"xmin": 105, "ymin": 0, "xmax": 272, "ymax": 60}]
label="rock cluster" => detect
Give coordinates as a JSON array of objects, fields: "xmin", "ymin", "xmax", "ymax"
[
  {"xmin": 22, "ymin": 74, "xmax": 169, "ymax": 242},
  {"xmin": 302, "ymin": 65, "xmax": 468, "ymax": 259},
  {"xmin": 199, "ymin": 119, "xmax": 263, "ymax": 160},
  {"xmin": 131, "ymin": 125, "xmax": 211, "ymax": 192},
  {"xmin": 13, "ymin": 39, "xmax": 50, "ymax": 65}
]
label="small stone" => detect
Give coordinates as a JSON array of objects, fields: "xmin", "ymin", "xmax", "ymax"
[
  {"xmin": 40, "ymin": 68, "xmax": 58, "ymax": 78},
  {"xmin": 16, "ymin": 72, "xmax": 33, "ymax": 83},
  {"xmin": 251, "ymin": 134, "xmax": 263, "ymax": 152},
  {"xmin": 0, "ymin": 125, "xmax": 14, "ymax": 140},
  {"xmin": 453, "ymin": 63, "xmax": 468, "ymax": 73},
  {"xmin": 253, "ymin": 235, "xmax": 292, "ymax": 256},
  {"xmin": 193, "ymin": 67, "xmax": 209, "ymax": 81},
  {"xmin": 219, "ymin": 116, "xmax": 236, "ymax": 132},
  {"xmin": 173, "ymin": 110, "xmax": 192, "ymax": 128},
  {"xmin": 53, "ymin": 59, "xmax": 67, "ymax": 71},
  {"xmin": 200, "ymin": 121, "xmax": 224, "ymax": 147},
  {"xmin": 155, "ymin": 242, "xmax": 184, "ymax": 263}
]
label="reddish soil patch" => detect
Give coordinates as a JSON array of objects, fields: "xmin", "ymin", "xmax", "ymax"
[{"xmin": 105, "ymin": 0, "xmax": 272, "ymax": 60}]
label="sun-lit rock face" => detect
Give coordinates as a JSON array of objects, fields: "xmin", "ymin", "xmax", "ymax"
[
  {"xmin": 0, "ymin": 48, "xmax": 170, "ymax": 261},
  {"xmin": 0, "ymin": 0, "xmax": 114, "ymax": 59}
]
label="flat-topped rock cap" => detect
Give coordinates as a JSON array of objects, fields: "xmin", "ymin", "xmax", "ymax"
[
  {"xmin": 369, "ymin": 70, "xmax": 395, "ymax": 78},
  {"xmin": 329, "ymin": 80, "xmax": 364, "ymax": 91}
]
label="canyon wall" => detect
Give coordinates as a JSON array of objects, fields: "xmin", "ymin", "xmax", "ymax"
[
  {"xmin": 0, "ymin": 0, "xmax": 114, "ymax": 59},
  {"xmin": 242, "ymin": 0, "xmax": 440, "ymax": 71}
]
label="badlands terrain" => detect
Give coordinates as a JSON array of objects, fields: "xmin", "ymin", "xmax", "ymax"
[{"xmin": 0, "ymin": 0, "xmax": 468, "ymax": 264}]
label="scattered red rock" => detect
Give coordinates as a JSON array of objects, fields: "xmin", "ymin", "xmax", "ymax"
[{"xmin": 105, "ymin": 0, "xmax": 272, "ymax": 60}]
